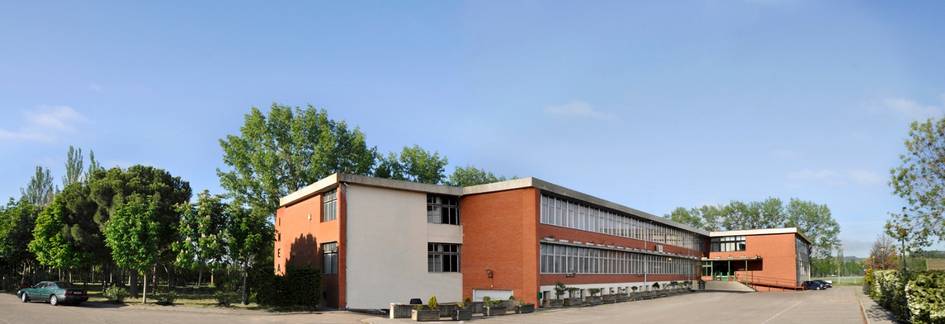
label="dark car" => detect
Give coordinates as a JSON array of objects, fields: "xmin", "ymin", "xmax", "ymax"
[
  {"xmin": 802, "ymin": 280, "xmax": 826, "ymax": 290},
  {"xmin": 813, "ymin": 280, "xmax": 833, "ymax": 288},
  {"xmin": 16, "ymin": 281, "xmax": 88, "ymax": 306}
]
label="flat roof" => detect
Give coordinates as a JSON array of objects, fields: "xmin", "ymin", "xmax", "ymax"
[
  {"xmin": 280, "ymin": 173, "xmax": 709, "ymax": 236},
  {"xmin": 710, "ymin": 228, "xmax": 812, "ymax": 244}
]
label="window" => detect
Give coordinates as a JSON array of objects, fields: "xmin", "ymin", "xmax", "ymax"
[
  {"xmin": 322, "ymin": 242, "xmax": 338, "ymax": 274},
  {"xmin": 428, "ymin": 243, "xmax": 461, "ymax": 272},
  {"xmin": 322, "ymin": 190, "xmax": 337, "ymax": 222},
  {"xmin": 710, "ymin": 236, "xmax": 746, "ymax": 252},
  {"xmin": 427, "ymin": 195, "xmax": 460, "ymax": 225}
]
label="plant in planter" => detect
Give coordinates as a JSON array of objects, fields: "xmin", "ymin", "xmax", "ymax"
[
  {"xmin": 411, "ymin": 296, "xmax": 440, "ymax": 322},
  {"xmin": 452, "ymin": 298, "xmax": 473, "ymax": 321},
  {"xmin": 483, "ymin": 296, "xmax": 507, "ymax": 316},
  {"xmin": 549, "ymin": 282, "xmax": 566, "ymax": 307},
  {"xmin": 602, "ymin": 290, "xmax": 617, "ymax": 304},
  {"xmin": 669, "ymin": 281, "xmax": 679, "ymax": 294},
  {"xmin": 587, "ymin": 288, "xmax": 603, "ymax": 305},
  {"xmin": 565, "ymin": 287, "xmax": 582, "ymax": 306},
  {"xmin": 651, "ymin": 282, "xmax": 662, "ymax": 299}
]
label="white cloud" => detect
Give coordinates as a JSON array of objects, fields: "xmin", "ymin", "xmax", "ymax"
[
  {"xmin": 883, "ymin": 95, "xmax": 945, "ymax": 120},
  {"xmin": 786, "ymin": 168, "xmax": 884, "ymax": 186},
  {"xmin": 0, "ymin": 106, "xmax": 86, "ymax": 143},
  {"xmin": 544, "ymin": 101, "xmax": 615, "ymax": 120}
]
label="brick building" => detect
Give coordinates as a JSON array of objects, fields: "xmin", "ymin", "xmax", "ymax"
[{"xmin": 274, "ymin": 173, "xmax": 811, "ymax": 309}]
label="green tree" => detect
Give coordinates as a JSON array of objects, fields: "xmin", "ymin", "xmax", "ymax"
[
  {"xmin": 28, "ymin": 183, "xmax": 106, "ymax": 273},
  {"xmin": 21, "ymin": 166, "xmax": 56, "ymax": 206},
  {"xmin": 374, "ymin": 145, "xmax": 448, "ymax": 184},
  {"xmin": 104, "ymin": 195, "xmax": 160, "ymax": 304},
  {"xmin": 63, "ymin": 145, "xmax": 84, "ymax": 187},
  {"xmin": 867, "ymin": 234, "xmax": 899, "ymax": 270},
  {"xmin": 784, "ymin": 199, "xmax": 840, "ymax": 259},
  {"xmin": 225, "ymin": 206, "xmax": 272, "ymax": 305},
  {"xmin": 28, "ymin": 198, "xmax": 84, "ymax": 271},
  {"xmin": 668, "ymin": 207, "xmax": 705, "ymax": 230},
  {"xmin": 0, "ymin": 199, "xmax": 39, "ymax": 287},
  {"xmin": 173, "ymin": 191, "xmax": 228, "ymax": 287},
  {"xmin": 889, "ymin": 118, "xmax": 945, "ymax": 247},
  {"xmin": 446, "ymin": 165, "xmax": 507, "ymax": 186},
  {"xmin": 218, "ymin": 105, "xmax": 375, "ymax": 215}
]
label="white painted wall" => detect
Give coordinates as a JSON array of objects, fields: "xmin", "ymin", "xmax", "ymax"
[
  {"xmin": 538, "ymin": 280, "xmax": 695, "ymax": 300},
  {"xmin": 345, "ymin": 184, "xmax": 463, "ymax": 309}
]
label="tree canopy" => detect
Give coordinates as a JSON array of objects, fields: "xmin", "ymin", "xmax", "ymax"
[
  {"xmin": 218, "ymin": 105, "xmax": 375, "ymax": 215},
  {"xmin": 446, "ymin": 166, "xmax": 508, "ymax": 186},
  {"xmin": 374, "ymin": 145, "xmax": 449, "ymax": 184},
  {"xmin": 173, "ymin": 191, "xmax": 228, "ymax": 271},
  {"xmin": 0, "ymin": 199, "xmax": 39, "ymax": 272},
  {"xmin": 889, "ymin": 117, "xmax": 945, "ymax": 248},
  {"xmin": 666, "ymin": 198, "xmax": 840, "ymax": 258},
  {"xmin": 21, "ymin": 166, "xmax": 55, "ymax": 206}
]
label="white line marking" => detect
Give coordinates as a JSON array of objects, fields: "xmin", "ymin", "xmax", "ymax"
[{"xmin": 761, "ymin": 300, "xmax": 803, "ymax": 324}]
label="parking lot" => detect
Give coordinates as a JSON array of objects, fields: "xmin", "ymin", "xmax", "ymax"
[{"xmin": 1, "ymin": 287, "xmax": 867, "ymax": 324}]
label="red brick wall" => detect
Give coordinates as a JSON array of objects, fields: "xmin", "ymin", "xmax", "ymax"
[
  {"xmin": 709, "ymin": 233, "xmax": 799, "ymax": 289},
  {"xmin": 274, "ymin": 189, "xmax": 343, "ymax": 308},
  {"xmin": 460, "ymin": 188, "xmax": 540, "ymax": 305}
]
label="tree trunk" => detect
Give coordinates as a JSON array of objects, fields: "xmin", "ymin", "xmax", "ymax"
[
  {"xmin": 210, "ymin": 271, "xmax": 214, "ymax": 287},
  {"xmin": 129, "ymin": 271, "xmax": 139, "ymax": 298},
  {"xmin": 196, "ymin": 268, "xmax": 202, "ymax": 289},
  {"xmin": 152, "ymin": 265, "xmax": 158, "ymax": 294},
  {"xmin": 142, "ymin": 271, "xmax": 148, "ymax": 304},
  {"xmin": 240, "ymin": 268, "xmax": 248, "ymax": 305}
]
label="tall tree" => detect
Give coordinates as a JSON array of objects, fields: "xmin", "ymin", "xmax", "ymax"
[
  {"xmin": 173, "ymin": 191, "xmax": 228, "ymax": 286},
  {"xmin": 374, "ymin": 145, "xmax": 448, "ymax": 184},
  {"xmin": 21, "ymin": 166, "xmax": 55, "ymax": 206},
  {"xmin": 218, "ymin": 105, "xmax": 376, "ymax": 216},
  {"xmin": 64, "ymin": 145, "xmax": 84, "ymax": 187},
  {"xmin": 784, "ymin": 199, "xmax": 840, "ymax": 259},
  {"xmin": 0, "ymin": 199, "xmax": 39, "ymax": 286},
  {"xmin": 446, "ymin": 166, "xmax": 507, "ymax": 186},
  {"xmin": 890, "ymin": 117, "xmax": 945, "ymax": 246},
  {"xmin": 104, "ymin": 195, "xmax": 160, "ymax": 304},
  {"xmin": 28, "ymin": 183, "xmax": 105, "ymax": 272},
  {"xmin": 867, "ymin": 234, "xmax": 898, "ymax": 270},
  {"xmin": 86, "ymin": 150, "xmax": 101, "ymax": 180},
  {"xmin": 225, "ymin": 206, "xmax": 272, "ymax": 305}
]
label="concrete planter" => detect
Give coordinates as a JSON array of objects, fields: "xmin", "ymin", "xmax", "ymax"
[
  {"xmin": 563, "ymin": 298, "xmax": 581, "ymax": 307},
  {"xmin": 602, "ymin": 295, "xmax": 617, "ymax": 304},
  {"xmin": 411, "ymin": 309, "xmax": 440, "ymax": 322},
  {"xmin": 546, "ymin": 299, "xmax": 564, "ymax": 308},
  {"xmin": 616, "ymin": 294, "xmax": 630, "ymax": 302},
  {"xmin": 452, "ymin": 309, "xmax": 473, "ymax": 321},
  {"xmin": 485, "ymin": 306, "xmax": 507, "ymax": 316},
  {"xmin": 389, "ymin": 304, "xmax": 414, "ymax": 319},
  {"xmin": 515, "ymin": 304, "xmax": 535, "ymax": 314},
  {"xmin": 470, "ymin": 301, "xmax": 484, "ymax": 314},
  {"xmin": 437, "ymin": 304, "xmax": 458, "ymax": 318},
  {"xmin": 586, "ymin": 296, "xmax": 602, "ymax": 305}
]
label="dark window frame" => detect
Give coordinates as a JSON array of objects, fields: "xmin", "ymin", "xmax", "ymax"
[
  {"xmin": 428, "ymin": 243, "xmax": 461, "ymax": 272},
  {"xmin": 427, "ymin": 194, "xmax": 460, "ymax": 225},
  {"xmin": 322, "ymin": 189, "xmax": 337, "ymax": 222},
  {"xmin": 322, "ymin": 242, "xmax": 338, "ymax": 274}
]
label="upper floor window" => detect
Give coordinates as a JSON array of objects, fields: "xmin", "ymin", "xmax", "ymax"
[
  {"xmin": 428, "ymin": 243, "xmax": 461, "ymax": 272},
  {"xmin": 427, "ymin": 194, "xmax": 459, "ymax": 225},
  {"xmin": 710, "ymin": 236, "xmax": 746, "ymax": 252},
  {"xmin": 322, "ymin": 242, "xmax": 338, "ymax": 274},
  {"xmin": 322, "ymin": 190, "xmax": 337, "ymax": 222}
]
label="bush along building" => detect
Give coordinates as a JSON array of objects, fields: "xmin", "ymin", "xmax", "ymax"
[{"xmin": 274, "ymin": 173, "xmax": 812, "ymax": 310}]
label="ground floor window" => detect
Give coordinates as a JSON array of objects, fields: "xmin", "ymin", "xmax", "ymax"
[
  {"xmin": 428, "ymin": 243, "xmax": 461, "ymax": 272},
  {"xmin": 322, "ymin": 242, "xmax": 338, "ymax": 274}
]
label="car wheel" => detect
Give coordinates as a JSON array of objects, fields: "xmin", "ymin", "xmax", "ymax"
[
  {"xmin": 49, "ymin": 295, "xmax": 58, "ymax": 306},
  {"xmin": 21, "ymin": 293, "xmax": 29, "ymax": 303}
]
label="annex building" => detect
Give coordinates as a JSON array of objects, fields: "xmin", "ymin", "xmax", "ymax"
[{"xmin": 274, "ymin": 173, "xmax": 812, "ymax": 310}]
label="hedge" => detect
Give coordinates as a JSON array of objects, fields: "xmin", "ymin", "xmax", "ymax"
[
  {"xmin": 866, "ymin": 270, "xmax": 945, "ymax": 324},
  {"xmin": 255, "ymin": 265, "xmax": 321, "ymax": 308}
]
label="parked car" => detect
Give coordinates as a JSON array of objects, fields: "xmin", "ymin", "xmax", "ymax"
[
  {"xmin": 802, "ymin": 280, "xmax": 826, "ymax": 290},
  {"xmin": 16, "ymin": 281, "xmax": 88, "ymax": 306},
  {"xmin": 813, "ymin": 280, "xmax": 832, "ymax": 288}
]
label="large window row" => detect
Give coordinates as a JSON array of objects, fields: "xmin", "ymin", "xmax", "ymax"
[
  {"xmin": 540, "ymin": 194, "xmax": 703, "ymax": 251},
  {"xmin": 710, "ymin": 236, "xmax": 746, "ymax": 252},
  {"xmin": 539, "ymin": 243, "xmax": 699, "ymax": 276}
]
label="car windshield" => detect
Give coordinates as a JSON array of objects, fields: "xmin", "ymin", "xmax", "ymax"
[
  {"xmin": 32, "ymin": 282, "xmax": 45, "ymax": 288},
  {"xmin": 54, "ymin": 282, "xmax": 74, "ymax": 288}
]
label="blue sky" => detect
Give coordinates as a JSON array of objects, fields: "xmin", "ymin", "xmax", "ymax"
[{"xmin": 2, "ymin": 1, "xmax": 944, "ymax": 257}]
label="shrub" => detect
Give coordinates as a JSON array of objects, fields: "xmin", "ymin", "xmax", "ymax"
[
  {"xmin": 864, "ymin": 268, "xmax": 875, "ymax": 296},
  {"xmin": 156, "ymin": 291, "xmax": 177, "ymax": 306},
  {"xmin": 554, "ymin": 282, "xmax": 566, "ymax": 299},
  {"xmin": 215, "ymin": 290, "xmax": 239, "ymax": 306},
  {"xmin": 482, "ymin": 296, "xmax": 493, "ymax": 307},
  {"xmin": 588, "ymin": 288, "xmax": 601, "ymax": 296},
  {"xmin": 255, "ymin": 265, "xmax": 321, "ymax": 308},
  {"xmin": 652, "ymin": 282, "xmax": 661, "ymax": 290},
  {"xmin": 427, "ymin": 296, "xmax": 438, "ymax": 311},
  {"xmin": 905, "ymin": 271, "xmax": 945, "ymax": 324},
  {"xmin": 104, "ymin": 286, "xmax": 129, "ymax": 304},
  {"xmin": 872, "ymin": 270, "xmax": 910, "ymax": 320}
]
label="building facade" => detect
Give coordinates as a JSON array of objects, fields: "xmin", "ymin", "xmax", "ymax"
[
  {"xmin": 702, "ymin": 228, "xmax": 812, "ymax": 291},
  {"xmin": 274, "ymin": 173, "xmax": 810, "ymax": 310}
]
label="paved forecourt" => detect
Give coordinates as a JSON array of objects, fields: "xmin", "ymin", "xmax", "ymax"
[{"xmin": 2, "ymin": 287, "xmax": 866, "ymax": 324}]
